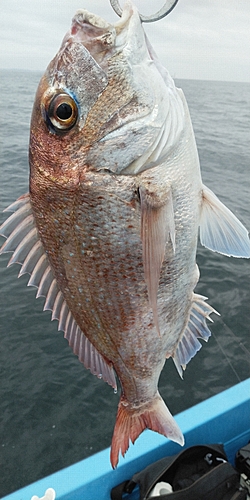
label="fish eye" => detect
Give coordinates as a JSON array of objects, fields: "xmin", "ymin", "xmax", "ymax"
[{"xmin": 46, "ymin": 92, "xmax": 78, "ymax": 132}]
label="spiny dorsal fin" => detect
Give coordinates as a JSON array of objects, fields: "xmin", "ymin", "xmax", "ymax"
[
  {"xmin": 140, "ymin": 186, "xmax": 175, "ymax": 335},
  {"xmin": 200, "ymin": 184, "xmax": 250, "ymax": 258},
  {"xmin": 172, "ymin": 292, "xmax": 219, "ymax": 378},
  {"xmin": 0, "ymin": 195, "xmax": 116, "ymax": 389}
]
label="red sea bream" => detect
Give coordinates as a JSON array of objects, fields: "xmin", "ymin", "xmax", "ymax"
[{"xmin": 1, "ymin": 1, "xmax": 250, "ymax": 467}]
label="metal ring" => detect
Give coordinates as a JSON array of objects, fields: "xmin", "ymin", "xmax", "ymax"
[{"xmin": 110, "ymin": 0, "xmax": 179, "ymax": 23}]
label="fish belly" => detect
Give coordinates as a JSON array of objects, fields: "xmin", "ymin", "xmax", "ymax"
[{"xmin": 30, "ymin": 128, "xmax": 201, "ymax": 394}]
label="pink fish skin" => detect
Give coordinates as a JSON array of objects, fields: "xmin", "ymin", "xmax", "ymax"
[{"xmin": 0, "ymin": 1, "xmax": 250, "ymax": 468}]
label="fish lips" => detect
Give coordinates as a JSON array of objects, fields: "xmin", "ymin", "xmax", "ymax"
[
  {"xmin": 62, "ymin": 12, "xmax": 116, "ymax": 71},
  {"xmin": 61, "ymin": 1, "xmax": 147, "ymax": 72}
]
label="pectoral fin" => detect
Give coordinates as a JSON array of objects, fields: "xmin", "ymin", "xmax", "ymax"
[
  {"xmin": 140, "ymin": 187, "xmax": 175, "ymax": 334},
  {"xmin": 200, "ymin": 185, "xmax": 250, "ymax": 257}
]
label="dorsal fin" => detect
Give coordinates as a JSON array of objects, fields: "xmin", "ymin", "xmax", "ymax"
[
  {"xmin": 0, "ymin": 195, "xmax": 117, "ymax": 389},
  {"xmin": 172, "ymin": 293, "xmax": 219, "ymax": 378},
  {"xmin": 140, "ymin": 186, "xmax": 175, "ymax": 335}
]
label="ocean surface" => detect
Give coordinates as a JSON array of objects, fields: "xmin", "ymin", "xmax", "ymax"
[{"xmin": 0, "ymin": 69, "xmax": 249, "ymax": 497}]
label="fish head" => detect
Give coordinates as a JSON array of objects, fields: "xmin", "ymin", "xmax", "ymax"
[{"xmin": 29, "ymin": 0, "xmax": 184, "ymax": 188}]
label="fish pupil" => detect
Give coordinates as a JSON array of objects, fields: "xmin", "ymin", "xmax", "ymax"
[{"xmin": 56, "ymin": 103, "xmax": 72, "ymax": 120}]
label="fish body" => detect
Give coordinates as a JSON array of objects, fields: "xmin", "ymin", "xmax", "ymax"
[{"xmin": 1, "ymin": 1, "xmax": 250, "ymax": 468}]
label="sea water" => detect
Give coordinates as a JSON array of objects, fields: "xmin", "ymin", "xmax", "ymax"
[{"xmin": 0, "ymin": 70, "xmax": 249, "ymax": 496}]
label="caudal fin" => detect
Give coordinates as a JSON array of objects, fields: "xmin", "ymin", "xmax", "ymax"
[{"xmin": 110, "ymin": 392, "xmax": 184, "ymax": 468}]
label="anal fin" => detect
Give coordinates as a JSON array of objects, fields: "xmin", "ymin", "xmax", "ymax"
[
  {"xmin": 172, "ymin": 293, "xmax": 219, "ymax": 378},
  {"xmin": 140, "ymin": 186, "xmax": 175, "ymax": 335}
]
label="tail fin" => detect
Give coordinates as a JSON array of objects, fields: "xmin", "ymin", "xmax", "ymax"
[{"xmin": 110, "ymin": 392, "xmax": 184, "ymax": 468}]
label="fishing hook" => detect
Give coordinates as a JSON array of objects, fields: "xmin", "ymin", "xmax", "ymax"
[{"xmin": 110, "ymin": 0, "xmax": 179, "ymax": 23}]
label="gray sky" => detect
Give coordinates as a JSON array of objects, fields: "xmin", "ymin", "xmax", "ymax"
[{"xmin": 1, "ymin": 0, "xmax": 250, "ymax": 82}]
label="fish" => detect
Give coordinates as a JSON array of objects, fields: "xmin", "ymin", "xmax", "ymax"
[{"xmin": 0, "ymin": 1, "xmax": 250, "ymax": 469}]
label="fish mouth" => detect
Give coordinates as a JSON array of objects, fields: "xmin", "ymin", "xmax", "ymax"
[
  {"xmin": 69, "ymin": 10, "xmax": 116, "ymax": 69},
  {"xmin": 62, "ymin": 1, "xmax": 143, "ymax": 71}
]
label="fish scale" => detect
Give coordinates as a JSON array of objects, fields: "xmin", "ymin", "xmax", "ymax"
[{"xmin": 34, "ymin": 177, "xmax": 142, "ymax": 350}]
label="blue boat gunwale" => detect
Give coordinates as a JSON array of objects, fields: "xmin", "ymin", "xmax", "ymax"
[{"xmin": 2, "ymin": 378, "xmax": 250, "ymax": 500}]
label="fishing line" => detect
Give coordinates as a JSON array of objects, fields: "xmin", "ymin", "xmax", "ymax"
[
  {"xmin": 222, "ymin": 323, "xmax": 250, "ymax": 357},
  {"xmin": 238, "ymin": 342, "xmax": 250, "ymax": 357},
  {"xmin": 218, "ymin": 317, "xmax": 250, "ymax": 358},
  {"xmin": 212, "ymin": 329, "xmax": 242, "ymax": 383}
]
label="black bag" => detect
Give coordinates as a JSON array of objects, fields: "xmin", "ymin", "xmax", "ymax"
[
  {"xmin": 236, "ymin": 442, "xmax": 250, "ymax": 477},
  {"xmin": 111, "ymin": 444, "xmax": 247, "ymax": 500}
]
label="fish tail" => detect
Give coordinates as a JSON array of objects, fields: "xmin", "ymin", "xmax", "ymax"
[{"xmin": 110, "ymin": 392, "xmax": 184, "ymax": 468}]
